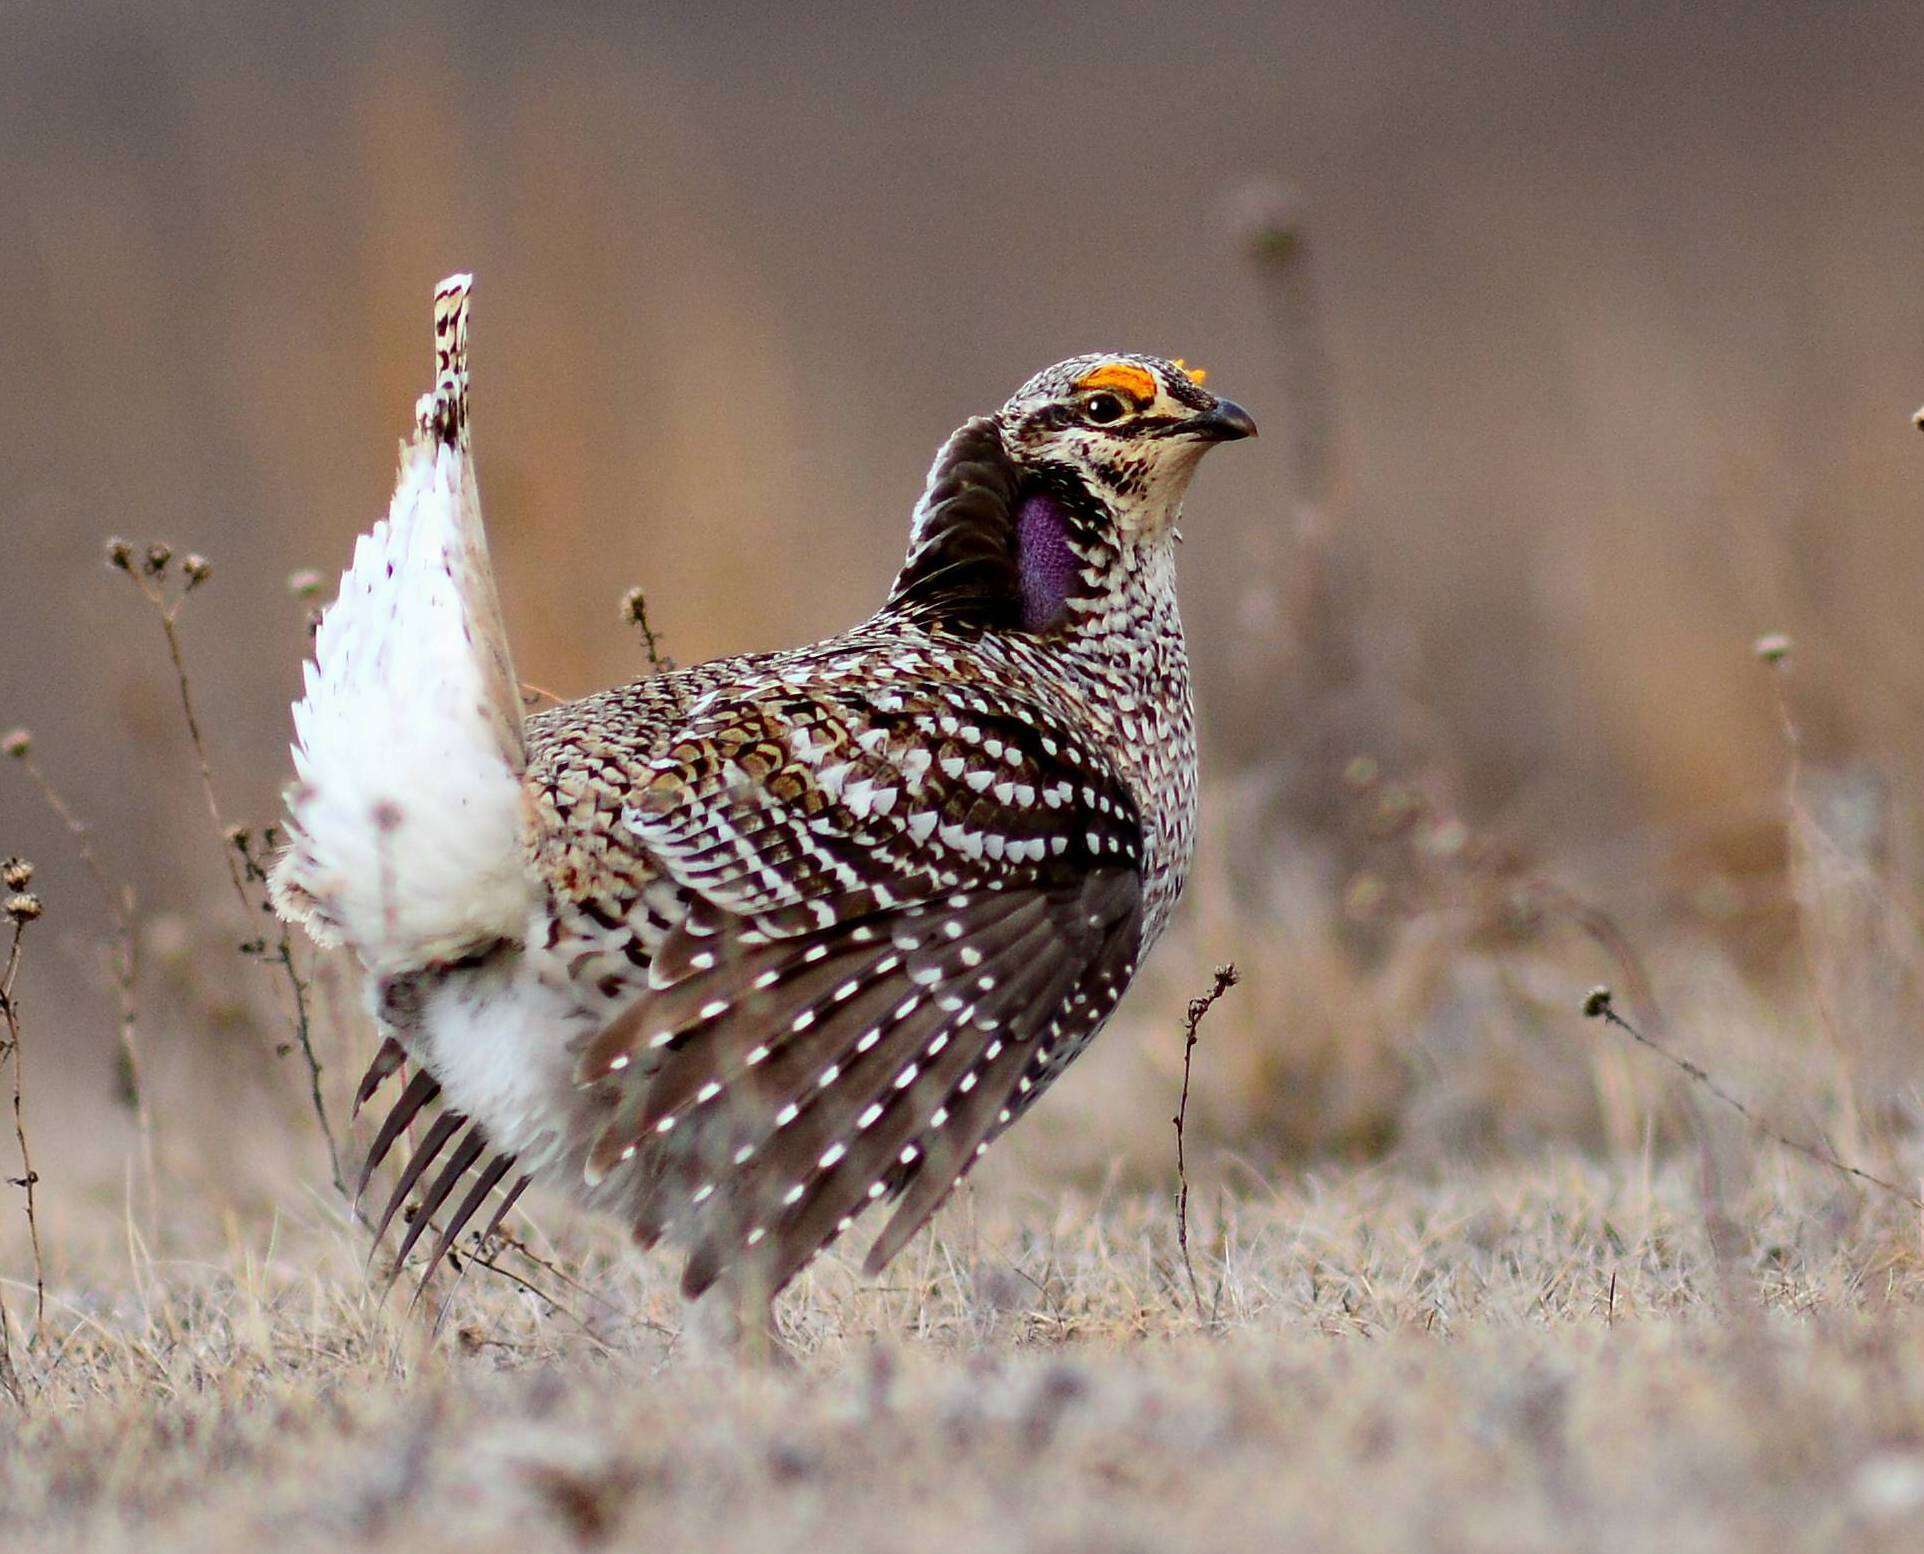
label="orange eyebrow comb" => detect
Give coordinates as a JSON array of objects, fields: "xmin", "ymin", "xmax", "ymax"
[{"xmin": 1073, "ymin": 362, "xmax": 1158, "ymax": 403}]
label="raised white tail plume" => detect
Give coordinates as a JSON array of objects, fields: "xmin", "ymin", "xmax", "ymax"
[{"xmin": 270, "ymin": 275, "xmax": 536, "ymax": 972}]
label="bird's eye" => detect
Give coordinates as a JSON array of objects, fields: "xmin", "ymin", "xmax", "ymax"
[{"xmin": 1081, "ymin": 392, "xmax": 1128, "ymax": 425}]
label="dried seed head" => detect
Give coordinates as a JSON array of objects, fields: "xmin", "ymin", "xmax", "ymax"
[
  {"xmin": 0, "ymin": 858, "xmax": 31, "ymax": 891},
  {"xmin": 105, "ymin": 537, "xmax": 134, "ymax": 571},
  {"xmin": 143, "ymin": 542, "xmax": 173, "ymax": 574},
  {"xmin": 287, "ymin": 568, "xmax": 325, "ymax": 599},
  {"xmin": 1753, "ymin": 633, "xmax": 1793, "ymax": 666},
  {"xmin": 182, "ymin": 553, "xmax": 212, "ymax": 589},
  {"xmin": 619, "ymin": 586, "xmax": 649, "ymax": 626},
  {"xmin": 1372, "ymin": 784, "xmax": 1421, "ymax": 833},
  {"xmin": 5, "ymin": 893, "xmax": 43, "ymax": 924},
  {"xmin": 1420, "ymin": 817, "xmax": 1470, "ymax": 859},
  {"xmin": 1, "ymin": 728, "xmax": 29, "ymax": 760},
  {"xmin": 1581, "ymin": 985, "xmax": 1614, "ymax": 1019},
  {"xmin": 1342, "ymin": 872, "xmax": 1387, "ymax": 922},
  {"xmin": 1230, "ymin": 177, "xmax": 1306, "ymax": 264}
]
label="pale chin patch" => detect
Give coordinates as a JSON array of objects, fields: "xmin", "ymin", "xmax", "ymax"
[{"xmin": 1015, "ymin": 492, "xmax": 1079, "ymax": 631}]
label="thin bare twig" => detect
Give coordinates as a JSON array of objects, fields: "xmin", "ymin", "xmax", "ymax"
[
  {"xmin": 234, "ymin": 830, "xmax": 344, "ymax": 1197},
  {"xmin": 620, "ymin": 585, "xmax": 685, "ymax": 713},
  {"xmin": 1580, "ymin": 986, "xmax": 1922, "ymax": 1212},
  {"xmin": 122, "ymin": 562, "xmax": 250, "ymax": 913},
  {"xmin": 620, "ymin": 585, "xmax": 676, "ymax": 678},
  {"xmin": 0, "ymin": 1264, "xmax": 14, "ymax": 1406},
  {"xmin": 9, "ymin": 746, "xmax": 152, "ymax": 1199},
  {"xmin": 0, "ymin": 917, "xmax": 47, "ymax": 1335},
  {"xmin": 110, "ymin": 544, "xmax": 344, "ymax": 1196},
  {"xmin": 1173, "ymin": 963, "xmax": 1239, "ymax": 1324}
]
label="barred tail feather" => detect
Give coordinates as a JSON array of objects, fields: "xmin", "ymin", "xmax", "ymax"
[{"xmin": 270, "ymin": 274, "xmax": 536, "ymax": 971}]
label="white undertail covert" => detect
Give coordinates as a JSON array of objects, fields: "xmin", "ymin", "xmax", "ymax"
[{"xmin": 269, "ymin": 276, "xmax": 536, "ymax": 974}]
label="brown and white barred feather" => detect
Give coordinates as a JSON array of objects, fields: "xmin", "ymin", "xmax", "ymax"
[
  {"xmin": 560, "ymin": 673, "xmax": 1148, "ymax": 1295},
  {"xmin": 286, "ymin": 284, "xmax": 1234, "ymax": 1308}
]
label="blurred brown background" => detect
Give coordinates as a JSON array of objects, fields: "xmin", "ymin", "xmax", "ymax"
[{"xmin": 6, "ymin": 1, "xmax": 1924, "ymax": 1194}]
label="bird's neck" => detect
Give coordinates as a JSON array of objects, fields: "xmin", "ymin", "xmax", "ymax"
[{"xmin": 1049, "ymin": 534, "xmax": 1198, "ymax": 945}]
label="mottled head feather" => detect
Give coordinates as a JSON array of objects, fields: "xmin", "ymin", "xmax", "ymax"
[{"xmin": 887, "ymin": 356, "xmax": 1251, "ymax": 629}]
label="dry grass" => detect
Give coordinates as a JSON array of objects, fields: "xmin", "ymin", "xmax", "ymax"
[
  {"xmin": 9, "ymin": 20, "xmax": 1924, "ymax": 1548},
  {"xmin": 6, "ymin": 532, "xmax": 1924, "ymax": 1551},
  {"xmin": 4, "ymin": 1149, "xmax": 1924, "ymax": 1552}
]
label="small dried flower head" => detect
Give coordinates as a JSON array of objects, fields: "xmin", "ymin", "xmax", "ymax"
[
  {"xmin": 105, "ymin": 537, "xmax": 134, "ymax": 571},
  {"xmin": 182, "ymin": 553, "xmax": 212, "ymax": 589},
  {"xmin": 0, "ymin": 858, "xmax": 32, "ymax": 891},
  {"xmin": 619, "ymin": 586, "xmax": 650, "ymax": 626},
  {"xmin": 1420, "ymin": 817, "xmax": 1470, "ymax": 860},
  {"xmin": 1581, "ymin": 985, "xmax": 1614, "ymax": 1020},
  {"xmin": 1229, "ymin": 178, "xmax": 1306, "ymax": 264},
  {"xmin": 143, "ymin": 542, "xmax": 173, "ymax": 574},
  {"xmin": 5, "ymin": 893, "xmax": 43, "ymax": 924},
  {"xmin": 1, "ymin": 728, "xmax": 30, "ymax": 760},
  {"xmin": 1753, "ymin": 633, "xmax": 1793, "ymax": 666},
  {"xmin": 287, "ymin": 568, "xmax": 325, "ymax": 599},
  {"xmin": 1342, "ymin": 754, "xmax": 1380, "ymax": 792},
  {"xmin": 1372, "ymin": 784, "xmax": 1422, "ymax": 833},
  {"xmin": 1342, "ymin": 872, "xmax": 1388, "ymax": 922}
]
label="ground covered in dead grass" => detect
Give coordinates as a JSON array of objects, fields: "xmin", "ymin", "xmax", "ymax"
[{"xmin": 5, "ymin": 1150, "xmax": 1924, "ymax": 1553}]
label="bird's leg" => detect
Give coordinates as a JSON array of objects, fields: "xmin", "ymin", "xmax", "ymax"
[{"xmin": 678, "ymin": 1272, "xmax": 792, "ymax": 1369}]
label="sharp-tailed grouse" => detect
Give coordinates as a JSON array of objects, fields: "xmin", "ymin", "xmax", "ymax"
[{"xmin": 270, "ymin": 275, "xmax": 1255, "ymax": 1308}]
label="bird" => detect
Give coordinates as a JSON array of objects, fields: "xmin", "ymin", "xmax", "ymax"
[{"xmin": 269, "ymin": 273, "xmax": 1255, "ymax": 1318}]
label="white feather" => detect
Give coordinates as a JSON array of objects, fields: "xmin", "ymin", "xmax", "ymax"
[{"xmin": 270, "ymin": 275, "xmax": 536, "ymax": 972}]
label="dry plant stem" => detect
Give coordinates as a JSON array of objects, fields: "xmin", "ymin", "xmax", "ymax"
[
  {"xmin": 621, "ymin": 584, "xmax": 686, "ymax": 713},
  {"xmin": 1173, "ymin": 963, "xmax": 1239, "ymax": 1325},
  {"xmin": 137, "ymin": 583, "xmax": 250, "ymax": 912},
  {"xmin": 1582, "ymin": 991, "xmax": 1922, "ymax": 1213},
  {"xmin": 1243, "ymin": 185, "xmax": 1337, "ymax": 511},
  {"xmin": 0, "ymin": 1263, "xmax": 14, "ymax": 1406},
  {"xmin": 14, "ymin": 752, "xmax": 151, "ymax": 1194},
  {"xmin": 623, "ymin": 585, "xmax": 675, "ymax": 678},
  {"xmin": 414, "ymin": 1213, "xmax": 649, "ymax": 1354},
  {"xmin": 0, "ymin": 924, "xmax": 46, "ymax": 1336},
  {"xmin": 0, "ymin": 943, "xmax": 18, "ymax": 1405},
  {"xmin": 273, "ymin": 936, "xmax": 341, "ymax": 1195},
  {"xmin": 122, "ymin": 565, "xmax": 344, "ymax": 1196},
  {"xmin": 492, "ymin": 1227, "xmax": 628, "ymax": 1321},
  {"xmin": 1528, "ymin": 878, "xmax": 1663, "ymax": 1033},
  {"xmin": 1758, "ymin": 656, "xmax": 1907, "ymax": 1197},
  {"xmin": 1764, "ymin": 663, "xmax": 1861, "ymax": 1074}
]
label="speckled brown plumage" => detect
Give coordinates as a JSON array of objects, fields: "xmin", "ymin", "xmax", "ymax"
[{"xmin": 275, "ymin": 282, "xmax": 1254, "ymax": 1307}]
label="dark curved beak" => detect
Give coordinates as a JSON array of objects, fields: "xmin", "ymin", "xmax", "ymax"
[{"xmin": 1190, "ymin": 398, "xmax": 1258, "ymax": 443}]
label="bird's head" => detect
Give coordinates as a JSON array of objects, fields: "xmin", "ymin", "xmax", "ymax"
[
  {"xmin": 993, "ymin": 354, "xmax": 1257, "ymax": 535},
  {"xmin": 889, "ymin": 354, "xmax": 1254, "ymax": 633}
]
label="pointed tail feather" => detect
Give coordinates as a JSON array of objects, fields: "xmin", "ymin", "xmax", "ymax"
[{"xmin": 270, "ymin": 275, "xmax": 536, "ymax": 971}]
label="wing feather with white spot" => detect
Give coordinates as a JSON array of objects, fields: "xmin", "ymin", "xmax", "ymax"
[{"xmin": 570, "ymin": 677, "xmax": 1145, "ymax": 1294}]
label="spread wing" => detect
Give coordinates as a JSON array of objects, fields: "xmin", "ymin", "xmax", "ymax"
[{"xmin": 572, "ymin": 656, "xmax": 1146, "ymax": 1298}]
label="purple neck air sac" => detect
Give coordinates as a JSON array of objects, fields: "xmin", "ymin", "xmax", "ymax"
[{"xmin": 1015, "ymin": 491, "xmax": 1079, "ymax": 632}]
